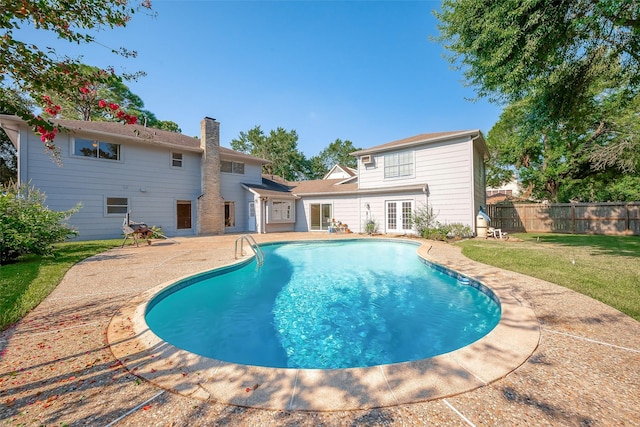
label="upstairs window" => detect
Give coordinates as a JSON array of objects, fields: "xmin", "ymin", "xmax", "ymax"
[
  {"xmin": 384, "ymin": 151, "xmax": 413, "ymax": 179},
  {"xmin": 221, "ymin": 160, "xmax": 245, "ymax": 174},
  {"xmin": 172, "ymin": 152, "xmax": 183, "ymax": 167},
  {"xmin": 74, "ymin": 138, "xmax": 120, "ymax": 161}
]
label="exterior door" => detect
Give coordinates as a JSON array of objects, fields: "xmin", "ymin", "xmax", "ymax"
[
  {"xmin": 310, "ymin": 203, "xmax": 332, "ymax": 230},
  {"xmin": 176, "ymin": 200, "xmax": 192, "ymax": 229},
  {"xmin": 247, "ymin": 201, "xmax": 256, "ymax": 232},
  {"xmin": 386, "ymin": 200, "xmax": 413, "ymax": 233}
]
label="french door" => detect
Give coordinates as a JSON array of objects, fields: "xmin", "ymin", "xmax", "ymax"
[{"xmin": 386, "ymin": 200, "xmax": 413, "ymax": 233}]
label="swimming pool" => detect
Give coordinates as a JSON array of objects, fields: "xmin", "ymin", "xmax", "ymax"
[{"xmin": 145, "ymin": 240, "xmax": 501, "ymax": 369}]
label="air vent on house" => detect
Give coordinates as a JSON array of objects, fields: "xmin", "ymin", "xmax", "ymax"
[{"xmin": 361, "ymin": 155, "xmax": 373, "ymax": 165}]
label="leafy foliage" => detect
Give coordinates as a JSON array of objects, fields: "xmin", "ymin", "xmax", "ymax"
[
  {"xmin": 0, "ymin": 0, "xmax": 152, "ymax": 142},
  {"xmin": 231, "ymin": 125, "xmax": 308, "ymax": 181},
  {"xmin": 0, "ymin": 129, "xmax": 17, "ymax": 185},
  {"xmin": 0, "ymin": 184, "xmax": 80, "ymax": 264},
  {"xmin": 305, "ymin": 139, "xmax": 361, "ymax": 179},
  {"xmin": 436, "ymin": 0, "xmax": 640, "ymax": 202},
  {"xmin": 411, "ymin": 203, "xmax": 439, "ymax": 236}
]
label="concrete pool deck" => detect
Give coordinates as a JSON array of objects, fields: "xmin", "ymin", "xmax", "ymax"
[{"xmin": 1, "ymin": 233, "xmax": 639, "ymax": 425}]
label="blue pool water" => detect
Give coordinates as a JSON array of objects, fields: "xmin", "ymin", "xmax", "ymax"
[{"xmin": 145, "ymin": 240, "xmax": 501, "ymax": 369}]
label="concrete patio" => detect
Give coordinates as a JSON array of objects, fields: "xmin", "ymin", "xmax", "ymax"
[{"xmin": 1, "ymin": 233, "xmax": 639, "ymax": 426}]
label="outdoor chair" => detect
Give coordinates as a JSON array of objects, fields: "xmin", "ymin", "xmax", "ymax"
[{"xmin": 487, "ymin": 227, "xmax": 508, "ymax": 240}]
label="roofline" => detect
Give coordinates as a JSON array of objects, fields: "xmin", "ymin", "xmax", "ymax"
[
  {"xmin": 70, "ymin": 127, "xmax": 204, "ymax": 153},
  {"xmin": 351, "ymin": 130, "xmax": 484, "ymax": 156},
  {"xmin": 0, "ymin": 114, "xmax": 205, "ymax": 153},
  {"xmin": 240, "ymin": 184, "xmax": 300, "ymax": 199},
  {"xmin": 221, "ymin": 150, "xmax": 271, "ymax": 164},
  {"xmin": 293, "ymin": 183, "xmax": 428, "ymax": 197}
]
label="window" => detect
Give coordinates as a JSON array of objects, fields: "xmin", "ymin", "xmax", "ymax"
[
  {"xmin": 221, "ymin": 160, "xmax": 245, "ymax": 174},
  {"xmin": 384, "ymin": 151, "xmax": 413, "ymax": 179},
  {"xmin": 106, "ymin": 197, "xmax": 128, "ymax": 215},
  {"xmin": 74, "ymin": 138, "xmax": 120, "ymax": 161},
  {"xmin": 224, "ymin": 201, "xmax": 235, "ymax": 227},
  {"xmin": 271, "ymin": 200, "xmax": 293, "ymax": 222},
  {"xmin": 172, "ymin": 152, "xmax": 183, "ymax": 167}
]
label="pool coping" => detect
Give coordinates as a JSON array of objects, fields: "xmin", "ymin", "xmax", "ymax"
[{"xmin": 107, "ymin": 240, "xmax": 540, "ymax": 411}]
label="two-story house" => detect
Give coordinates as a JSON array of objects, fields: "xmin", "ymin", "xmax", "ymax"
[
  {"xmin": 289, "ymin": 130, "xmax": 489, "ymax": 234},
  {"xmin": 0, "ymin": 114, "xmax": 487, "ymax": 239}
]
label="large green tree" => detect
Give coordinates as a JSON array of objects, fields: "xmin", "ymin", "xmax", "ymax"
[
  {"xmin": 436, "ymin": 0, "xmax": 640, "ymax": 201},
  {"xmin": 0, "ymin": 0, "xmax": 152, "ymax": 143},
  {"xmin": 231, "ymin": 126, "xmax": 307, "ymax": 181},
  {"xmin": 305, "ymin": 139, "xmax": 361, "ymax": 180}
]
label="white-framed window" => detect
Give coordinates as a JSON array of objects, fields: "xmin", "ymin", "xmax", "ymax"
[
  {"xmin": 171, "ymin": 152, "xmax": 183, "ymax": 168},
  {"xmin": 220, "ymin": 160, "xmax": 245, "ymax": 174},
  {"xmin": 386, "ymin": 200, "xmax": 414, "ymax": 233},
  {"xmin": 270, "ymin": 200, "xmax": 293, "ymax": 222},
  {"xmin": 384, "ymin": 151, "xmax": 413, "ymax": 179},
  {"xmin": 74, "ymin": 138, "xmax": 121, "ymax": 161},
  {"xmin": 106, "ymin": 197, "xmax": 128, "ymax": 215}
]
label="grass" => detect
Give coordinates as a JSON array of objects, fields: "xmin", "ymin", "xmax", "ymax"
[
  {"xmin": 456, "ymin": 233, "xmax": 640, "ymax": 322},
  {"xmin": 0, "ymin": 239, "xmax": 121, "ymax": 330}
]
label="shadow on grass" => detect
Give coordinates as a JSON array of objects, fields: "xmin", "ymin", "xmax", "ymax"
[{"xmin": 522, "ymin": 233, "xmax": 640, "ymax": 258}]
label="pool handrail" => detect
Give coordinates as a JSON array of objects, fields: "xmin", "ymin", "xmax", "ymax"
[{"xmin": 235, "ymin": 234, "xmax": 264, "ymax": 266}]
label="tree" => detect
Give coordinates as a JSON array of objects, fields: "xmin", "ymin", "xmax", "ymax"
[
  {"xmin": 436, "ymin": 0, "xmax": 640, "ymax": 198},
  {"xmin": 488, "ymin": 96, "xmax": 640, "ymax": 202},
  {"xmin": 0, "ymin": 129, "xmax": 17, "ymax": 186},
  {"xmin": 40, "ymin": 64, "xmax": 181, "ymax": 132},
  {"xmin": 231, "ymin": 126, "xmax": 307, "ymax": 181},
  {"xmin": 0, "ymin": 0, "xmax": 152, "ymax": 145},
  {"xmin": 305, "ymin": 139, "xmax": 361, "ymax": 180}
]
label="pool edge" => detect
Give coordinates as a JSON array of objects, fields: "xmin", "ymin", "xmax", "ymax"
[{"xmin": 107, "ymin": 239, "xmax": 541, "ymax": 411}]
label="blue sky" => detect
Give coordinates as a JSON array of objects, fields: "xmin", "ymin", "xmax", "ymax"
[{"xmin": 18, "ymin": 1, "xmax": 502, "ymax": 156}]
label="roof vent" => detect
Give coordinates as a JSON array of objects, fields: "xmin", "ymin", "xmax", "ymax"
[{"xmin": 361, "ymin": 155, "xmax": 374, "ymax": 165}]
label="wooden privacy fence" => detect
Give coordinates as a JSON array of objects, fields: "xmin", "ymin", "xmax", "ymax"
[{"xmin": 486, "ymin": 202, "xmax": 640, "ymax": 235}]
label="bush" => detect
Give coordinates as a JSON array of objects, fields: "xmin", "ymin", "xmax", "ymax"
[
  {"xmin": 364, "ymin": 218, "xmax": 378, "ymax": 235},
  {"xmin": 0, "ymin": 183, "xmax": 80, "ymax": 264},
  {"xmin": 411, "ymin": 203, "xmax": 438, "ymax": 236},
  {"xmin": 423, "ymin": 222, "xmax": 473, "ymax": 241}
]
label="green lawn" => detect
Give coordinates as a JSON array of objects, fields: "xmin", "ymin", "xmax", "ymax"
[
  {"xmin": 0, "ymin": 240, "xmax": 121, "ymax": 330},
  {"xmin": 456, "ymin": 233, "xmax": 640, "ymax": 322}
]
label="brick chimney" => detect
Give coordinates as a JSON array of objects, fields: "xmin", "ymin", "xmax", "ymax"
[{"xmin": 198, "ymin": 117, "xmax": 224, "ymax": 235}]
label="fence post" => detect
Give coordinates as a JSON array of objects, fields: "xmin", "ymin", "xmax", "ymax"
[
  {"xmin": 627, "ymin": 203, "xmax": 630, "ymax": 233},
  {"xmin": 571, "ymin": 204, "xmax": 575, "ymax": 234}
]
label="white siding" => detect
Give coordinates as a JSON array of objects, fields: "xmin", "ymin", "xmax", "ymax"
[
  {"xmin": 22, "ymin": 130, "xmax": 201, "ymax": 240},
  {"xmin": 358, "ymin": 136, "xmax": 476, "ymax": 228},
  {"xmin": 220, "ymin": 162, "xmax": 263, "ymax": 233},
  {"xmin": 473, "ymin": 143, "xmax": 487, "ymax": 231}
]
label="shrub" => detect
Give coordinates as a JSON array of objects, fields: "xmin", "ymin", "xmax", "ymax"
[
  {"xmin": 0, "ymin": 183, "xmax": 81, "ymax": 264},
  {"xmin": 364, "ymin": 218, "xmax": 378, "ymax": 235},
  {"xmin": 447, "ymin": 223, "xmax": 473, "ymax": 239},
  {"xmin": 411, "ymin": 203, "xmax": 438, "ymax": 236},
  {"xmin": 422, "ymin": 222, "xmax": 473, "ymax": 241}
]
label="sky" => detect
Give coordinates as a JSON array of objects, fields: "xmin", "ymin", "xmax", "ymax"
[{"xmin": 17, "ymin": 0, "xmax": 502, "ymax": 157}]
